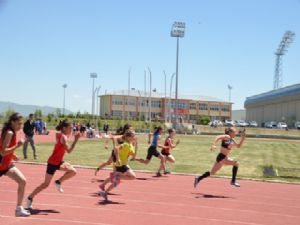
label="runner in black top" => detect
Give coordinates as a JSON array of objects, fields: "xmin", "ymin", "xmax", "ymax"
[{"xmin": 194, "ymin": 127, "xmax": 246, "ymax": 188}]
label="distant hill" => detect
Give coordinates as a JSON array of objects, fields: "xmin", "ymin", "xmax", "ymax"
[{"xmin": 0, "ymin": 101, "xmax": 73, "ymax": 116}]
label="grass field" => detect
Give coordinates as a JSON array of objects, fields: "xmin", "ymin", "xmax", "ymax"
[{"xmin": 17, "ymin": 134, "xmax": 300, "ymax": 183}]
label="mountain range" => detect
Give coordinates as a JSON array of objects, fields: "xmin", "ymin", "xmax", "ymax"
[{"xmin": 0, "ymin": 101, "xmax": 73, "ymax": 116}]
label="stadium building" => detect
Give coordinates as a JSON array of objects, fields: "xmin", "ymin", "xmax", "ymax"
[
  {"xmin": 244, "ymin": 83, "xmax": 300, "ymax": 127},
  {"xmin": 99, "ymin": 90, "xmax": 232, "ymax": 123}
]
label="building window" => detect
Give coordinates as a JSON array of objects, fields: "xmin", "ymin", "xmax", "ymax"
[
  {"xmin": 189, "ymin": 103, "xmax": 196, "ymax": 110},
  {"xmin": 221, "ymin": 105, "xmax": 230, "ymax": 112},
  {"xmin": 125, "ymin": 99, "xmax": 136, "ymax": 106},
  {"xmin": 151, "ymin": 101, "xmax": 161, "ymax": 108},
  {"xmin": 112, "ymin": 98, "xmax": 123, "ymax": 105},
  {"xmin": 189, "ymin": 115, "xmax": 198, "ymax": 120},
  {"xmin": 210, "ymin": 104, "xmax": 219, "ymax": 111},
  {"xmin": 112, "ymin": 110, "xmax": 123, "ymax": 117},
  {"xmin": 199, "ymin": 103, "xmax": 208, "ymax": 111}
]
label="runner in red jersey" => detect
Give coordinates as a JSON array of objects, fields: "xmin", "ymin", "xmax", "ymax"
[
  {"xmin": 0, "ymin": 113, "xmax": 30, "ymax": 217},
  {"xmin": 27, "ymin": 120, "xmax": 80, "ymax": 210},
  {"xmin": 158, "ymin": 128, "xmax": 180, "ymax": 175}
]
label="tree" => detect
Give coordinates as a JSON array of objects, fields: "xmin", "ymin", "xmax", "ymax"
[
  {"xmin": 196, "ymin": 115, "xmax": 210, "ymax": 125},
  {"xmin": 34, "ymin": 109, "xmax": 42, "ymax": 119},
  {"xmin": 4, "ymin": 108, "xmax": 15, "ymax": 121},
  {"xmin": 55, "ymin": 108, "xmax": 62, "ymax": 117}
]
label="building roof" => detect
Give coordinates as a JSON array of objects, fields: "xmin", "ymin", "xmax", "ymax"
[
  {"xmin": 101, "ymin": 89, "xmax": 230, "ymax": 103},
  {"xmin": 244, "ymin": 83, "xmax": 300, "ymax": 107}
]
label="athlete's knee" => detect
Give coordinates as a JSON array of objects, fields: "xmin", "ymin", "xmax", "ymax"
[
  {"xmin": 70, "ymin": 168, "xmax": 77, "ymax": 175},
  {"xmin": 41, "ymin": 182, "xmax": 50, "ymax": 189},
  {"xmin": 234, "ymin": 161, "xmax": 239, "ymax": 167},
  {"xmin": 18, "ymin": 177, "xmax": 27, "ymax": 187}
]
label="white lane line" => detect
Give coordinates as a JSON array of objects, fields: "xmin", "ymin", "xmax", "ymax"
[
  {"xmin": 0, "ymin": 214, "xmax": 113, "ymax": 225},
  {"xmin": 0, "ymin": 202, "xmax": 267, "ymax": 225}
]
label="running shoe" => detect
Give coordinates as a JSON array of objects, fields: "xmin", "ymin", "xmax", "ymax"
[
  {"xmin": 55, "ymin": 180, "xmax": 64, "ymax": 193},
  {"xmin": 156, "ymin": 172, "xmax": 162, "ymax": 177},
  {"xmin": 15, "ymin": 206, "xmax": 30, "ymax": 217},
  {"xmin": 194, "ymin": 176, "xmax": 199, "ymax": 188},
  {"xmin": 230, "ymin": 182, "xmax": 240, "ymax": 187},
  {"xmin": 99, "ymin": 191, "xmax": 108, "ymax": 201},
  {"xmin": 26, "ymin": 197, "xmax": 33, "ymax": 210},
  {"xmin": 113, "ymin": 173, "xmax": 119, "ymax": 187},
  {"xmin": 95, "ymin": 167, "xmax": 100, "ymax": 176},
  {"xmin": 164, "ymin": 170, "xmax": 171, "ymax": 175}
]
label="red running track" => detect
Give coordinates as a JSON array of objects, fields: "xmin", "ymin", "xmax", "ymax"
[{"xmin": 0, "ymin": 163, "xmax": 300, "ymax": 225}]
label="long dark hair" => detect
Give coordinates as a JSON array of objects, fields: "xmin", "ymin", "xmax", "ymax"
[
  {"xmin": 121, "ymin": 124, "xmax": 132, "ymax": 135},
  {"xmin": 154, "ymin": 126, "xmax": 162, "ymax": 135},
  {"xmin": 56, "ymin": 119, "xmax": 72, "ymax": 131},
  {"xmin": 225, "ymin": 127, "xmax": 235, "ymax": 135},
  {"xmin": 1, "ymin": 112, "xmax": 23, "ymax": 141}
]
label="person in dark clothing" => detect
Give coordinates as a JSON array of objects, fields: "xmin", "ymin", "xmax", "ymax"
[
  {"xmin": 23, "ymin": 114, "xmax": 37, "ymax": 160},
  {"xmin": 103, "ymin": 122, "xmax": 109, "ymax": 135}
]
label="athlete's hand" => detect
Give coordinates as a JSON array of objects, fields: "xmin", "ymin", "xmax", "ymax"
[
  {"xmin": 210, "ymin": 145, "xmax": 217, "ymax": 151},
  {"xmin": 74, "ymin": 132, "xmax": 81, "ymax": 141},
  {"xmin": 13, "ymin": 155, "xmax": 21, "ymax": 161},
  {"xmin": 176, "ymin": 139, "xmax": 180, "ymax": 145},
  {"xmin": 17, "ymin": 139, "xmax": 24, "ymax": 148}
]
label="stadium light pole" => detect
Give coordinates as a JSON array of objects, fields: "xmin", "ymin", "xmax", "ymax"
[
  {"xmin": 147, "ymin": 67, "xmax": 152, "ymax": 128},
  {"xmin": 274, "ymin": 31, "xmax": 295, "ymax": 89},
  {"xmin": 62, "ymin": 84, "xmax": 67, "ymax": 116},
  {"xmin": 90, "ymin": 73, "xmax": 98, "ymax": 115},
  {"xmin": 169, "ymin": 73, "xmax": 176, "ymax": 123},
  {"xmin": 94, "ymin": 86, "xmax": 101, "ymax": 131},
  {"xmin": 228, "ymin": 85, "xmax": 233, "ymax": 102},
  {"xmin": 127, "ymin": 67, "xmax": 131, "ymax": 121},
  {"xmin": 163, "ymin": 71, "xmax": 167, "ymax": 124},
  {"xmin": 144, "ymin": 69, "xmax": 147, "ymax": 122},
  {"xmin": 170, "ymin": 21, "xmax": 185, "ymax": 129}
]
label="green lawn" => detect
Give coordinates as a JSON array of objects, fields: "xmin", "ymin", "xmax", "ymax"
[{"xmin": 17, "ymin": 135, "xmax": 300, "ymax": 183}]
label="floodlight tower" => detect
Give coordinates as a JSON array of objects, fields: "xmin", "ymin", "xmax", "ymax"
[
  {"xmin": 170, "ymin": 21, "xmax": 185, "ymax": 127},
  {"xmin": 274, "ymin": 31, "xmax": 295, "ymax": 89},
  {"xmin": 228, "ymin": 85, "xmax": 233, "ymax": 102}
]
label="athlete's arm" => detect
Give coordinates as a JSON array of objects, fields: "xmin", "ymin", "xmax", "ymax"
[
  {"xmin": 234, "ymin": 133, "xmax": 246, "ymax": 148},
  {"xmin": 210, "ymin": 135, "xmax": 230, "ymax": 151},
  {"xmin": 0, "ymin": 131, "xmax": 23, "ymax": 156},
  {"xmin": 63, "ymin": 133, "xmax": 80, "ymax": 153}
]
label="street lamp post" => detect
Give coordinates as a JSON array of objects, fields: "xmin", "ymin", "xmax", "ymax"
[
  {"xmin": 62, "ymin": 84, "xmax": 67, "ymax": 116},
  {"xmin": 170, "ymin": 21, "xmax": 185, "ymax": 129},
  {"xmin": 90, "ymin": 73, "xmax": 98, "ymax": 115}
]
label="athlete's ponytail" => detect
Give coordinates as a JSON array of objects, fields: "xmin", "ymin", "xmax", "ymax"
[
  {"xmin": 56, "ymin": 119, "xmax": 71, "ymax": 131},
  {"xmin": 1, "ymin": 112, "xmax": 23, "ymax": 141},
  {"xmin": 154, "ymin": 126, "xmax": 162, "ymax": 135},
  {"xmin": 168, "ymin": 128, "xmax": 175, "ymax": 134}
]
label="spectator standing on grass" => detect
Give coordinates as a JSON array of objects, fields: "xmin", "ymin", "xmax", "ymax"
[
  {"xmin": 103, "ymin": 122, "xmax": 109, "ymax": 135},
  {"xmin": 23, "ymin": 114, "xmax": 37, "ymax": 160}
]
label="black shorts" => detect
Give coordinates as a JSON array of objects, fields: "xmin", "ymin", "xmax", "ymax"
[
  {"xmin": 161, "ymin": 150, "xmax": 170, "ymax": 157},
  {"xmin": 146, "ymin": 146, "xmax": 160, "ymax": 160},
  {"xmin": 0, "ymin": 164, "xmax": 15, "ymax": 177},
  {"xmin": 216, "ymin": 153, "xmax": 227, "ymax": 163},
  {"xmin": 111, "ymin": 150, "xmax": 117, "ymax": 163},
  {"xmin": 115, "ymin": 165, "xmax": 130, "ymax": 173},
  {"xmin": 46, "ymin": 161, "xmax": 64, "ymax": 175}
]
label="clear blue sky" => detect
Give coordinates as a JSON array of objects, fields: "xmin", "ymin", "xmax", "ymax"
[{"xmin": 0, "ymin": 0, "xmax": 299, "ymax": 113}]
